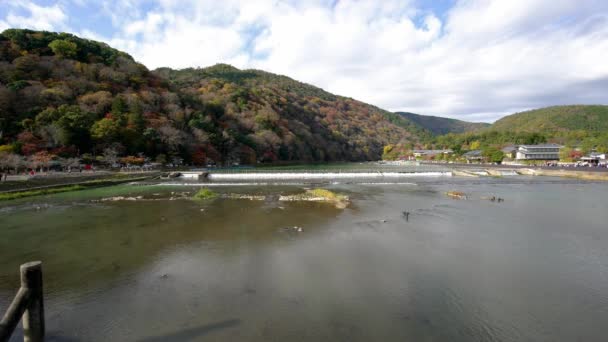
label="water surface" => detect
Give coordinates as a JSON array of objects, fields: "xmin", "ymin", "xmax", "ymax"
[{"xmin": 1, "ymin": 173, "xmax": 608, "ymax": 341}]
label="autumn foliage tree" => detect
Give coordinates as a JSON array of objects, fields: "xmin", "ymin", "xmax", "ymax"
[
  {"xmin": 119, "ymin": 155, "xmax": 145, "ymax": 166},
  {"xmin": 30, "ymin": 150, "xmax": 55, "ymax": 171},
  {"xmin": 48, "ymin": 39, "xmax": 78, "ymax": 58}
]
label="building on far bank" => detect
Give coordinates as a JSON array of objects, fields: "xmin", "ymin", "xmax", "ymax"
[
  {"xmin": 589, "ymin": 152, "xmax": 606, "ymax": 160},
  {"xmin": 515, "ymin": 144, "xmax": 561, "ymax": 161},
  {"xmin": 580, "ymin": 152, "xmax": 607, "ymax": 165},
  {"xmin": 412, "ymin": 149, "xmax": 453, "ymax": 158},
  {"xmin": 463, "ymin": 150, "xmax": 483, "ymax": 163}
]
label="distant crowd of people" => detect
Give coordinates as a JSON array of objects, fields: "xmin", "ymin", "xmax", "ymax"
[{"xmin": 545, "ymin": 161, "xmax": 608, "ymax": 168}]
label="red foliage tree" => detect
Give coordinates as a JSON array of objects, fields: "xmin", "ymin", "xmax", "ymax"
[
  {"xmin": 570, "ymin": 150, "xmax": 583, "ymax": 160},
  {"xmin": 17, "ymin": 131, "xmax": 43, "ymax": 155},
  {"xmin": 191, "ymin": 146, "xmax": 207, "ymax": 166}
]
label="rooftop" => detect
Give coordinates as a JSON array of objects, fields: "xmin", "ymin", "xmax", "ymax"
[
  {"xmin": 412, "ymin": 149, "xmax": 453, "ymax": 154},
  {"xmin": 518, "ymin": 144, "xmax": 562, "ymax": 148},
  {"xmin": 463, "ymin": 150, "xmax": 482, "ymax": 157}
]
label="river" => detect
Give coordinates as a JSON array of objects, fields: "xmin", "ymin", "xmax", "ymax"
[{"xmin": 1, "ymin": 165, "xmax": 608, "ymax": 341}]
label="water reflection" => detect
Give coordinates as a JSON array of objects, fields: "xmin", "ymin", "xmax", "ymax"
[{"xmin": 0, "ymin": 188, "xmax": 343, "ymax": 294}]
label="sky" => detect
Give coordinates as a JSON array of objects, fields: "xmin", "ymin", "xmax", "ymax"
[{"xmin": 1, "ymin": 0, "xmax": 608, "ymax": 123}]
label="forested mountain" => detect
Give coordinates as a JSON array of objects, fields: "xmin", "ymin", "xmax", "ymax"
[
  {"xmin": 490, "ymin": 105, "xmax": 608, "ymax": 133},
  {"xmin": 396, "ymin": 112, "xmax": 489, "ymax": 135},
  {"xmin": 152, "ymin": 64, "xmax": 429, "ymax": 163},
  {"xmin": 0, "ymin": 29, "xmax": 427, "ymax": 166},
  {"xmin": 430, "ymin": 105, "xmax": 608, "ymax": 154}
]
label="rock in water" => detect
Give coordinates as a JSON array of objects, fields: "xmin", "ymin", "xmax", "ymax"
[{"xmin": 446, "ymin": 191, "xmax": 467, "ymax": 200}]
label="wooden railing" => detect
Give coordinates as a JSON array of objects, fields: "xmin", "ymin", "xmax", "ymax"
[{"xmin": 0, "ymin": 262, "xmax": 44, "ymax": 342}]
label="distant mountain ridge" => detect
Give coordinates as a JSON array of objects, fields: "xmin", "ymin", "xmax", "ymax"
[
  {"xmin": 428, "ymin": 105, "xmax": 608, "ymax": 152},
  {"xmin": 395, "ymin": 112, "xmax": 490, "ymax": 135},
  {"xmin": 490, "ymin": 105, "xmax": 608, "ymax": 133}
]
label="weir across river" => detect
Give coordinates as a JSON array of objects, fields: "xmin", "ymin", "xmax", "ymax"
[{"xmin": 176, "ymin": 169, "xmax": 454, "ymax": 182}]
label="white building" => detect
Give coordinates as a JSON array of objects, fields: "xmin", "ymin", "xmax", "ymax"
[
  {"xmin": 515, "ymin": 144, "xmax": 561, "ymax": 160},
  {"xmin": 581, "ymin": 152, "xmax": 607, "ymax": 165}
]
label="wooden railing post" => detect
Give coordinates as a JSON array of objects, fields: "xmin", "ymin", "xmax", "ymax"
[
  {"xmin": 0, "ymin": 288, "xmax": 30, "ymax": 342},
  {"xmin": 20, "ymin": 262, "xmax": 44, "ymax": 342}
]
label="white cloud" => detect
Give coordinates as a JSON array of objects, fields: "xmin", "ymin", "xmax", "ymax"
[
  {"xmin": 3, "ymin": 1, "xmax": 68, "ymax": 31},
  {"xmin": 4, "ymin": 0, "xmax": 608, "ymax": 122},
  {"xmin": 0, "ymin": 20, "xmax": 9, "ymax": 32}
]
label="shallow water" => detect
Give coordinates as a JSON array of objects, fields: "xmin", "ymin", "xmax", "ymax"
[{"xmin": 1, "ymin": 174, "xmax": 608, "ymax": 341}]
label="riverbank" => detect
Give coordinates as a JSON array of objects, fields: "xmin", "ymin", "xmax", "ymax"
[
  {"xmin": 422, "ymin": 162, "xmax": 608, "ymax": 181},
  {"xmin": 454, "ymin": 166, "xmax": 608, "ymax": 181},
  {"xmin": 515, "ymin": 168, "xmax": 608, "ymax": 181},
  {"xmin": 0, "ymin": 172, "xmax": 160, "ymax": 201}
]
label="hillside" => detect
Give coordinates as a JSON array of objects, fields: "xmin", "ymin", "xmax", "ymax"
[
  {"xmin": 431, "ymin": 105, "xmax": 608, "ymax": 152},
  {"xmin": 153, "ymin": 64, "xmax": 430, "ymax": 162},
  {"xmin": 491, "ymin": 105, "xmax": 608, "ymax": 133},
  {"xmin": 0, "ymin": 29, "xmax": 427, "ymax": 165},
  {"xmin": 396, "ymin": 112, "xmax": 489, "ymax": 135}
]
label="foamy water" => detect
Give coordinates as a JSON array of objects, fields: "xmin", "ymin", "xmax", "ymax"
[
  {"xmin": 156, "ymin": 182, "xmax": 419, "ymax": 187},
  {"xmin": 208, "ymin": 171, "xmax": 452, "ymax": 180}
]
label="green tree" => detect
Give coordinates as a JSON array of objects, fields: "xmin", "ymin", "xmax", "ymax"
[
  {"xmin": 55, "ymin": 105, "xmax": 94, "ymax": 147},
  {"xmin": 559, "ymin": 146, "xmax": 573, "ymax": 162},
  {"xmin": 111, "ymin": 96, "xmax": 127, "ymax": 115},
  {"xmin": 21, "ymin": 118, "xmax": 34, "ymax": 132},
  {"xmin": 35, "ymin": 107, "xmax": 62, "ymax": 127},
  {"xmin": 13, "ymin": 55, "xmax": 41, "ymax": 80},
  {"xmin": 48, "ymin": 39, "xmax": 78, "ymax": 58},
  {"xmin": 155, "ymin": 154, "xmax": 167, "ymax": 164},
  {"xmin": 111, "ymin": 96, "xmax": 128, "ymax": 125},
  {"xmin": 35, "ymin": 105, "xmax": 93, "ymax": 148},
  {"xmin": 382, "ymin": 144, "xmax": 394, "ymax": 160},
  {"xmin": 580, "ymin": 138, "xmax": 596, "ymax": 154},
  {"xmin": 482, "ymin": 147, "xmax": 504, "ymax": 164},
  {"xmin": 127, "ymin": 102, "xmax": 145, "ymax": 132},
  {"xmin": 91, "ymin": 118, "xmax": 121, "ymax": 142}
]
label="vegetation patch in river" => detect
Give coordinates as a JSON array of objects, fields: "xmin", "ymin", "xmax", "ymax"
[
  {"xmin": 91, "ymin": 185, "xmax": 349, "ymax": 209},
  {"xmin": 0, "ymin": 185, "xmax": 86, "ymax": 201},
  {"xmin": 279, "ymin": 188, "xmax": 350, "ymax": 209},
  {"xmin": 224, "ymin": 194, "xmax": 267, "ymax": 200},
  {"xmin": 193, "ymin": 188, "xmax": 218, "ymax": 200},
  {"xmin": 446, "ymin": 190, "xmax": 468, "ymax": 200}
]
